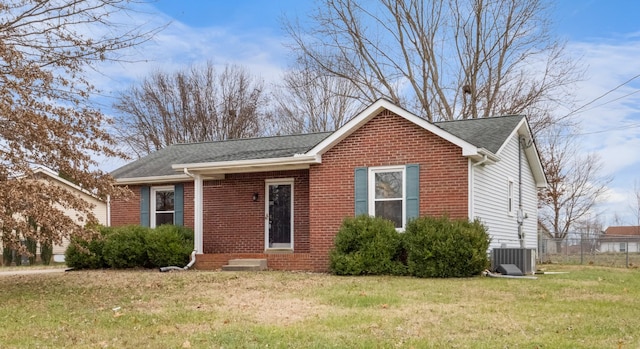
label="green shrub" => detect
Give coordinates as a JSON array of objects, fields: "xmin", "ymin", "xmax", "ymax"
[
  {"xmin": 65, "ymin": 228, "xmax": 112, "ymax": 269},
  {"xmin": 330, "ymin": 215, "xmax": 406, "ymax": 276},
  {"xmin": 40, "ymin": 240, "xmax": 53, "ymax": 265},
  {"xmin": 404, "ymin": 216, "xmax": 490, "ymax": 278},
  {"xmin": 145, "ymin": 225, "xmax": 194, "ymax": 268},
  {"xmin": 64, "ymin": 225, "xmax": 194, "ymax": 269},
  {"xmin": 102, "ymin": 226, "xmax": 150, "ymax": 268}
]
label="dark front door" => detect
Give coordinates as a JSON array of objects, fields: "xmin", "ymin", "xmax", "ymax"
[{"xmin": 266, "ymin": 181, "xmax": 293, "ymax": 249}]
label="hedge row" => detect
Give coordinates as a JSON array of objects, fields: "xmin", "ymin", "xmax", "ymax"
[
  {"xmin": 330, "ymin": 215, "xmax": 491, "ymax": 278},
  {"xmin": 65, "ymin": 225, "xmax": 194, "ymax": 269}
]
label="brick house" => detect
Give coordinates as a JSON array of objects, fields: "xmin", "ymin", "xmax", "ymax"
[{"xmin": 110, "ymin": 99, "xmax": 546, "ymax": 271}]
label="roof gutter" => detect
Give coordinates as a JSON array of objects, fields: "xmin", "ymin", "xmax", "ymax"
[{"xmin": 473, "ymin": 148, "xmax": 500, "ymax": 166}]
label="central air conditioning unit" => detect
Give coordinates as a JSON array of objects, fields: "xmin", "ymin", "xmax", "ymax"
[{"xmin": 491, "ymin": 248, "xmax": 536, "ymax": 275}]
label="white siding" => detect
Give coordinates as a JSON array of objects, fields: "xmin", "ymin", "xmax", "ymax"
[
  {"xmin": 471, "ymin": 136, "xmax": 539, "ymax": 250},
  {"xmin": 600, "ymin": 242, "xmax": 640, "ymax": 253}
]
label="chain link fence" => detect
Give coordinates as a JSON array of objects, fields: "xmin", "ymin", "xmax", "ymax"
[{"xmin": 538, "ymin": 232, "xmax": 640, "ymax": 268}]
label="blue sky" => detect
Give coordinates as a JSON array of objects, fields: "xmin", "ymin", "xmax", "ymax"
[{"xmin": 96, "ymin": 0, "xmax": 640, "ymax": 226}]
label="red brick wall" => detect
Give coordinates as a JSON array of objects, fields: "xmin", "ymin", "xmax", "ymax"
[
  {"xmin": 110, "ymin": 185, "xmax": 142, "ymax": 226},
  {"xmin": 201, "ymin": 170, "xmax": 310, "ymax": 255},
  {"xmin": 195, "ymin": 252, "xmax": 313, "ymax": 271},
  {"xmin": 308, "ymin": 110, "xmax": 469, "ymax": 271}
]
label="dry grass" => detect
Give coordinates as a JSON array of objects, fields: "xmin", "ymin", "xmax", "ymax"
[{"xmin": 0, "ymin": 265, "xmax": 638, "ymax": 348}]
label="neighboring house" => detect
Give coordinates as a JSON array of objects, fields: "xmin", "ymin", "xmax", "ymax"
[
  {"xmin": 600, "ymin": 226, "xmax": 640, "ymax": 253},
  {"xmin": 537, "ymin": 222, "xmax": 559, "ymax": 256},
  {"xmin": 110, "ymin": 99, "xmax": 547, "ymax": 271},
  {"xmin": 0, "ymin": 167, "xmax": 109, "ymax": 263}
]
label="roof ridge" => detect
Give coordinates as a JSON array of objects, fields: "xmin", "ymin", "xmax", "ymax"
[
  {"xmin": 170, "ymin": 131, "xmax": 334, "ymax": 147},
  {"xmin": 434, "ymin": 115, "xmax": 524, "ymax": 124}
]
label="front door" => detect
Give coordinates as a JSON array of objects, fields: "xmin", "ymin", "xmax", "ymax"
[{"xmin": 265, "ymin": 180, "xmax": 293, "ymax": 249}]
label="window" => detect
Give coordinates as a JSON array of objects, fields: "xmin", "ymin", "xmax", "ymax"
[
  {"xmin": 620, "ymin": 242, "xmax": 627, "ymax": 253},
  {"xmin": 151, "ymin": 186, "xmax": 174, "ymax": 227},
  {"xmin": 507, "ymin": 179, "xmax": 514, "ymax": 215},
  {"xmin": 369, "ymin": 167, "xmax": 405, "ymax": 229}
]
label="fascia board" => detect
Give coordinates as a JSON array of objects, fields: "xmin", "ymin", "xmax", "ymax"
[
  {"xmin": 115, "ymin": 174, "xmax": 192, "ymax": 185},
  {"xmin": 32, "ymin": 166, "xmax": 103, "ymax": 201}
]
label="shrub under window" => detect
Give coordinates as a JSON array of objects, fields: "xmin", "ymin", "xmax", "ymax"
[{"xmin": 329, "ymin": 215, "xmax": 406, "ymax": 276}]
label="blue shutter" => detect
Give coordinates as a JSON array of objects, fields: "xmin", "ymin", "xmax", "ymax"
[
  {"xmin": 140, "ymin": 186, "xmax": 150, "ymax": 227},
  {"xmin": 174, "ymin": 184, "xmax": 184, "ymax": 226},
  {"xmin": 405, "ymin": 164, "xmax": 420, "ymax": 222},
  {"xmin": 354, "ymin": 167, "xmax": 368, "ymax": 216}
]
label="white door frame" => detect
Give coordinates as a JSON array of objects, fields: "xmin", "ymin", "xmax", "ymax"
[{"xmin": 264, "ymin": 178, "xmax": 294, "ymax": 250}]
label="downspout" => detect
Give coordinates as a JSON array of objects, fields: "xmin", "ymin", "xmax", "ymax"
[
  {"xmin": 518, "ymin": 136, "xmax": 532, "ymax": 248},
  {"xmin": 160, "ymin": 250, "xmax": 197, "ymax": 272},
  {"xmin": 158, "ymin": 168, "xmax": 200, "ymax": 272}
]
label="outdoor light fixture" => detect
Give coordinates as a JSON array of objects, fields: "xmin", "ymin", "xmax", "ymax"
[{"xmin": 252, "ymin": 192, "xmax": 259, "ymax": 202}]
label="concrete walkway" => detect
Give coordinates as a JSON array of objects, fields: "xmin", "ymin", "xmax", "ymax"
[{"xmin": 0, "ymin": 268, "xmax": 67, "ymax": 277}]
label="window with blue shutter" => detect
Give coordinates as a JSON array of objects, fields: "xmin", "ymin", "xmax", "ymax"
[{"xmin": 355, "ymin": 165, "xmax": 420, "ymax": 229}]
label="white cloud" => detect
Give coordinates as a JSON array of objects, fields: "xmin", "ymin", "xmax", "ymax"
[
  {"xmin": 563, "ymin": 38, "xmax": 640, "ymax": 225},
  {"xmin": 87, "ymin": 2, "xmax": 291, "ymax": 104}
]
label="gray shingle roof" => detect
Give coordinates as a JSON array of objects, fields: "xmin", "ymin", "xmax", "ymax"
[
  {"xmin": 112, "ymin": 132, "xmax": 332, "ymax": 179},
  {"xmin": 435, "ymin": 115, "xmax": 524, "ymax": 153},
  {"xmin": 112, "ymin": 114, "xmax": 525, "ymax": 180}
]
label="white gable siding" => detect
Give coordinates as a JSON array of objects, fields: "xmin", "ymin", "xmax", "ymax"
[{"xmin": 471, "ymin": 136, "xmax": 538, "ymax": 250}]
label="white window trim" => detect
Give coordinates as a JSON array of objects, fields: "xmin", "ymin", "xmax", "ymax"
[
  {"xmin": 150, "ymin": 185, "xmax": 175, "ymax": 228},
  {"xmin": 507, "ymin": 178, "xmax": 515, "ymax": 217},
  {"xmin": 368, "ymin": 166, "xmax": 406, "ymax": 230},
  {"xmin": 264, "ymin": 178, "xmax": 295, "ymax": 251}
]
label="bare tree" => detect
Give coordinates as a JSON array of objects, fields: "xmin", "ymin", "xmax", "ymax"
[
  {"xmin": 538, "ymin": 127, "xmax": 612, "ymax": 252},
  {"xmin": 574, "ymin": 214, "xmax": 604, "ymax": 254},
  {"xmin": 632, "ymin": 180, "xmax": 640, "ymax": 229},
  {"xmin": 284, "ymin": 0, "xmax": 581, "ymax": 133},
  {"xmin": 114, "ymin": 62, "xmax": 268, "ymax": 157},
  {"xmin": 0, "ymin": 0, "xmax": 157, "ymax": 254},
  {"xmin": 272, "ymin": 57, "xmax": 362, "ymax": 134}
]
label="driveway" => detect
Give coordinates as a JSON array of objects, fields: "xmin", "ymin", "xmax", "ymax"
[{"xmin": 0, "ymin": 268, "xmax": 67, "ymax": 277}]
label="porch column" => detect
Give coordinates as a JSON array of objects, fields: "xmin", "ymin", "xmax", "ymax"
[{"xmin": 194, "ymin": 173, "xmax": 203, "ymax": 254}]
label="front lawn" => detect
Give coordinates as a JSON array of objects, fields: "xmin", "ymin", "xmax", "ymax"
[{"xmin": 0, "ymin": 265, "xmax": 637, "ymax": 348}]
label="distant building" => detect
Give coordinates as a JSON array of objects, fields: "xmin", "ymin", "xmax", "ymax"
[{"xmin": 600, "ymin": 226, "xmax": 640, "ymax": 253}]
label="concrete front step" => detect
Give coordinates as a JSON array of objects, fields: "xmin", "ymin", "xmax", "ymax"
[{"xmin": 222, "ymin": 258, "xmax": 267, "ymax": 271}]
